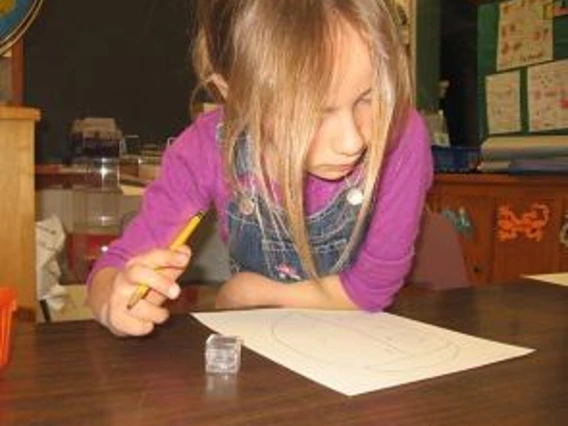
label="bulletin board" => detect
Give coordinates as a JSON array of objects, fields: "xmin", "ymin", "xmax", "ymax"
[{"xmin": 477, "ymin": 0, "xmax": 568, "ymax": 143}]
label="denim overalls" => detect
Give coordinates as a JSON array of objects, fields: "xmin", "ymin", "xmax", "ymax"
[{"xmin": 224, "ymin": 130, "xmax": 367, "ymax": 282}]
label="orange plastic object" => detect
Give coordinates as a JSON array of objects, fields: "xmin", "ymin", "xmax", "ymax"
[{"xmin": 0, "ymin": 287, "xmax": 17, "ymax": 369}]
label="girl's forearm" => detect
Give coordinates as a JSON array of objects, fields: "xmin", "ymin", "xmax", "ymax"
[
  {"xmin": 275, "ymin": 275, "xmax": 358, "ymax": 310},
  {"xmin": 216, "ymin": 271, "xmax": 358, "ymax": 310}
]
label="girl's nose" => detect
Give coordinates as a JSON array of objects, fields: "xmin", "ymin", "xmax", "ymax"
[{"xmin": 334, "ymin": 114, "xmax": 366, "ymax": 156}]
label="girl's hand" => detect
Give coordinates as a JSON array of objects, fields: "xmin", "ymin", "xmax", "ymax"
[
  {"xmin": 101, "ymin": 246, "xmax": 191, "ymax": 336},
  {"xmin": 215, "ymin": 272, "xmax": 281, "ymax": 310}
]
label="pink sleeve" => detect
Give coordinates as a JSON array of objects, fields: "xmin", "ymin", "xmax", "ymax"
[
  {"xmin": 87, "ymin": 110, "xmax": 223, "ymax": 284},
  {"xmin": 339, "ymin": 110, "xmax": 434, "ymax": 311}
]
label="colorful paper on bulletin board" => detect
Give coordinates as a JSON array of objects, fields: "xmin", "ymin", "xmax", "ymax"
[
  {"xmin": 0, "ymin": 0, "xmax": 43, "ymax": 55},
  {"xmin": 497, "ymin": 0, "xmax": 553, "ymax": 71},
  {"xmin": 527, "ymin": 59, "xmax": 568, "ymax": 131},
  {"xmin": 486, "ymin": 70, "xmax": 522, "ymax": 134},
  {"xmin": 478, "ymin": 0, "xmax": 568, "ymax": 142}
]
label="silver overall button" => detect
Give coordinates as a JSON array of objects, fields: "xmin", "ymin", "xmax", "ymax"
[
  {"xmin": 346, "ymin": 188, "xmax": 364, "ymax": 206},
  {"xmin": 238, "ymin": 196, "xmax": 255, "ymax": 215}
]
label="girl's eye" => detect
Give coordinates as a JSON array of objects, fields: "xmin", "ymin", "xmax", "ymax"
[{"xmin": 354, "ymin": 97, "xmax": 372, "ymax": 114}]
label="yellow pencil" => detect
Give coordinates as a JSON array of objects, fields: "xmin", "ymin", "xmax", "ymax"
[{"xmin": 126, "ymin": 211, "xmax": 205, "ymax": 310}]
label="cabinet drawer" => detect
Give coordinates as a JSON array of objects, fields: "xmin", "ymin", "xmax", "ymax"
[{"xmin": 429, "ymin": 173, "xmax": 568, "ymax": 286}]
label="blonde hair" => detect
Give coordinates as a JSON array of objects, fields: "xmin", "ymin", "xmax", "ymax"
[{"xmin": 193, "ymin": 0, "xmax": 412, "ymax": 279}]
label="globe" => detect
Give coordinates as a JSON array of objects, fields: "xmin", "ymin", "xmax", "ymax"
[{"xmin": 0, "ymin": 0, "xmax": 42, "ymax": 55}]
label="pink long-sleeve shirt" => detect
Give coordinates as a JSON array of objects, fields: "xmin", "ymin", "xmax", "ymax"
[{"xmin": 91, "ymin": 108, "xmax": 433, "ymax": 311}]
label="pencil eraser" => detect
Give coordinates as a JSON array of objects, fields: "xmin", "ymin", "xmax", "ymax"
[{"xmin": 205, "ymin": 334, "xmax": 242, "ymax": 375}]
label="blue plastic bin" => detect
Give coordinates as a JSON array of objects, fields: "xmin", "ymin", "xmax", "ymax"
[{"xmin": 431, "ymin": 146, "xmax": 481, "ymax": 173}]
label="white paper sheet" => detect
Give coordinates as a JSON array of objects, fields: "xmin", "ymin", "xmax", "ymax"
[
  {"xmin": 524, "ymin": 272, "xmax": 568, "ymax": 286},
  {"xmin": 192, "ymin": 309, "xmax": 534, "ymax": 396}
]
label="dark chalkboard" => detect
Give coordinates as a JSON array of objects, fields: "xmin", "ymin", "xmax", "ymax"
[{"xmin": 24, "ymin": 0, "xmax": 198, "ymax": 163}]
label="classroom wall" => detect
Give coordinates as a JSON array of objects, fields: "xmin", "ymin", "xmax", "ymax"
[
  {"xmin": 24, "ymin": 0, "xmax": 198, "ymax": 163},
  {"xmin": 23, "ymin": 0, "xmax": 479, "ymax": 162}
]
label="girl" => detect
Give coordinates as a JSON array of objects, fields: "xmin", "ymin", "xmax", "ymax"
[{"xmin": 87, "ymin": 0, "xmax": 433, "ymax": 336}]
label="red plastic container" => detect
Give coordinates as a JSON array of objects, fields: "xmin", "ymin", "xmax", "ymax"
[{"xmin": 0, "ymin": 287, "xmax": 16, "ymax": 370}]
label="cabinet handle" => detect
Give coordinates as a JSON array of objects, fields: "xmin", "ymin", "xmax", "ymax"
[
  {"xmin": 560, "ymin": 213, "xmax": 568, "ymax": 249},
  {"xmin": 472, "ymin": 265, "xmax": 483, "ymax": 275},
  {"xmin": 441, "ymin": 207, "xmax": 473, "ymax": 238}
]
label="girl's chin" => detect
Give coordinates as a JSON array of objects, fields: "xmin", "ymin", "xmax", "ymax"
[{"xmin": 307, "ymin": 168, "xmax": 352, "ymax": 182}]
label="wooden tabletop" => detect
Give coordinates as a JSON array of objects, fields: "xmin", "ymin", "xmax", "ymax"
[{"xmin": 1, "ymin": 281, "xmax": 566, "ymax": 426}]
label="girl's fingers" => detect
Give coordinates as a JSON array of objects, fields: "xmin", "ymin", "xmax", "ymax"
[
  {"xmin": 122, "ymin": 246, "xmax": 191, "ymax": 297},
  {"xmin": 104, "ymin": 300, "xmax": 155, "ymax": 337},
  {"xmin": 106, "ymin": 294, "xmax": 170, "ymax": 336},
  {"xmin": 106, "ymin": 246, "xmax": 193, "ymax": 336},
  {"xmin": 129, "ymin": 246, "xmax": 191, "ymax": 270},
  {"xmin": 128, "ymin": 299, "xmax": 170, "ymax": 325},
  {"xmin": 160, "ymin": 262, "xmax": 190, "ymax": 280},
  {"xmin": 116, "ymin": 314, "xmax": 155, "ymax": 337},
  {"xmin": 124, "ymin": 261, "xmax": 181, "ymax": 299}
]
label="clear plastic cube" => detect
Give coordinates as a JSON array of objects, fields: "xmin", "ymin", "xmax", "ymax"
[{"xmin": 205, "ymin": 334, "xmax": 242, "ymax": 375}]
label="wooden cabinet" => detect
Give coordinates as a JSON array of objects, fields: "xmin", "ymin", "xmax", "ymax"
[
  {"xmin": 428, "ymin": 173, "xmax": 568, "ymax": 285},
  {"xmin": 0, "ymin": 106, "xmax": 40, "ymax": 320}
]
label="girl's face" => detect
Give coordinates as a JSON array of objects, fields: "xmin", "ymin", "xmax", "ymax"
[{"xmin": 306, "ymin": 22, "xmax": 373, "ymax": 181}]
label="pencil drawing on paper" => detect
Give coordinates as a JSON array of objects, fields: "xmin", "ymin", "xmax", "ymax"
[
  {"xmin": 192, "ymin": 308, "xmax": 534, "ymax": 396},
  {"xmin": 270, "ymin": 312, "xmax": 460, "ymax": 373}
]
